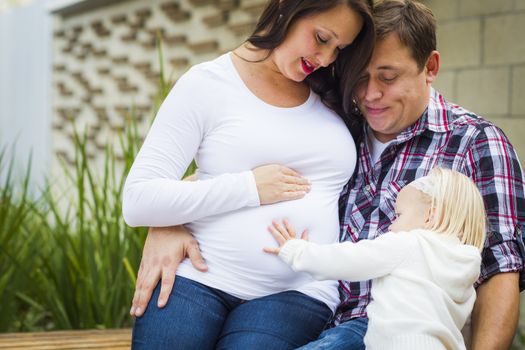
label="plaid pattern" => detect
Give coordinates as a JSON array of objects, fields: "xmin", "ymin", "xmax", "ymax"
[{"xmin": 334, "ymin": 88, "xmax": 525, "ymax": 324}]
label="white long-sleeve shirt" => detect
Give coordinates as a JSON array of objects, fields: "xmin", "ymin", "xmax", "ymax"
[
  {"xmin": 123, "ymin": 53, "xmax": 357, "ymax": 311},
  {"xmin": 279, "ymin": 229, "xmax": 481, "ymax": 350}
]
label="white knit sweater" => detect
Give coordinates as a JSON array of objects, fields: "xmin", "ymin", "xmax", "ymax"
[{"xmin": 279, "ymin": 229, "xmax": 481, "ymax": 350}]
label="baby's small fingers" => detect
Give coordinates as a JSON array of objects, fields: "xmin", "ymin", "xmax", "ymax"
[
  {"xmin": 283, "ymin": 219, "xmax": 297, "ymax": 238},
  {"xmin": 263, "ymin": 247, "xmax": 280, "ymax": 255},
  {"xmin": 301, "ymin": 229, "xmax": 309, "ymax": 241},
  {"xmin": 272, "ymin": 220, "xmax": 291, "ymax": 240},
  {"xmin": 268, "ymin": 225, "xmax": 286, "ymax": 245}
]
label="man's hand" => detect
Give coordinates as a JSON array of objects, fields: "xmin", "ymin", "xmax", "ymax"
[
  {"xmin": 130, "ymin": 226, "xmax": 207, "ymax": 317},
  {"xmin": 470, "ymin": 272, "xmax": 520, "ymax": 350}
]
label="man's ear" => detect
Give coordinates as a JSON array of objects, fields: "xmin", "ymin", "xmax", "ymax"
[{"xmin": 425, "ymin": 50, "xmax": 440, "ymax": 85}]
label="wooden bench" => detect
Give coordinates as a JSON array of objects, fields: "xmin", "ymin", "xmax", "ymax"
[{"xmin": 0, "ymin": 329, "xmax": 131, "ymax": 350}]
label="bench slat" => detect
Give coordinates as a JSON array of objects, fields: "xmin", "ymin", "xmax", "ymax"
[{"xmin": 0, "ymin": 329, "xmax": 132, "ymax": 350}]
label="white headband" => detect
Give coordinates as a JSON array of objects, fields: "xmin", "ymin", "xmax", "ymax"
[{"xmin": 408, "ymin": 175, "xmax": 434, "ymax": 197}]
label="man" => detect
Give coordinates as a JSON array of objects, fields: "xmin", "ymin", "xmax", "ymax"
[
  {"xmin": 130, "ymin": 1, "xmax": 525, "ymax": 349},
  {"xmin": 299, "ymin": 1, "xmax": 525, "ymax": 349}
]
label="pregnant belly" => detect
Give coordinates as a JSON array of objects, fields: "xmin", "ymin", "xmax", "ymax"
[{"xmin": 182, "ymin": 192, "xmax": 340, "ymax": 297}]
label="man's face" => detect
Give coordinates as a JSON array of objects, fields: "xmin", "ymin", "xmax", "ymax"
[{"xmin": 356, "ymin": 34, "xmax": 437, "ymax": 143}]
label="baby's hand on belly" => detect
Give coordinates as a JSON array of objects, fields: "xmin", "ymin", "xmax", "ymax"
[{"xmin": 263, "ymin": 219, "xmax": 309, "ymax": 255}]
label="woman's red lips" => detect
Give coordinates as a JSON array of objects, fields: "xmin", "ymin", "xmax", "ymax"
[{"xmin": 301, "ymin": 58, "xmax": 315, "ymax": 75}]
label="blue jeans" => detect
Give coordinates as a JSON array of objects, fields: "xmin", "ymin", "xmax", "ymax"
[
  {"xmin": 297, "ymin": 317, "xmax": 368, "ymax": 350},
  {"xmin": 132, "ymin": 276, "xmax": 332, "ymax": 349}
]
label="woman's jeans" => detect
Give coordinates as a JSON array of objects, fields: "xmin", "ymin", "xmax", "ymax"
[{"xmin": 132, "ymin": 276, "xmax": 333, "ymax": 350}]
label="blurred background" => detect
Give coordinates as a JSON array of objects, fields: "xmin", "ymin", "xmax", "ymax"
[{"xmin": 0, "ymin": 0, "xmax": 523, "ymax": 347}]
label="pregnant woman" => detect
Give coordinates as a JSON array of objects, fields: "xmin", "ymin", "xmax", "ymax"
[{"xmin": 123, "ymin": 0, "xmax": 374, "ymax": 349}]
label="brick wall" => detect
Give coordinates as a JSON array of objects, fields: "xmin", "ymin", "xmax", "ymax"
[
  {"xmin": 423, "ymin": 1, "xmax": 525, "ymax": 343},
  {"xmin": 51, "ymin": 0, "xmax": 525, "ymax": 163},
  {"xmin": 423, "ymin": 0, "xmax": 525, "ymax": 161},
  {"xmin": 50, "ymin": 0, "xmax": 264, "ymax": 171}
]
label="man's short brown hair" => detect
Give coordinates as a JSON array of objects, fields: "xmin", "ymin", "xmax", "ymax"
[{"xmin": 373, "ymin": 0, "xmax": 436, "ymax": 70}]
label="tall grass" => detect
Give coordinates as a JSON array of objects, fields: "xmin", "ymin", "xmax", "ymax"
[
  {"xmin": 0, "ymin": 150, "xmax": 44, "ymax": 331},
  {"xmin": 0, "ymin": 38, "xmax": 200, "ymax": 331},
  {"xmin": 0, "ymin": 119, "xmax": 148, "ymax": 331},
  {"xmin": 28, "ymin": 126, "xmax": 147, "ymax": 329}
]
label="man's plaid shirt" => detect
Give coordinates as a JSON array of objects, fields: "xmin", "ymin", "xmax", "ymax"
[{"xmin": 334, "ymin": 88, "xmax": 525, "ymax": 324}]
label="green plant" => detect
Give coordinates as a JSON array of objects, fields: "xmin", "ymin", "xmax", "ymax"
[
  {"xmin": 23, "ymin": 126, "xmax": 147, "ymax": 329},
  {"xmin": 0, "ymin": 36, "xmax": 199, "ymax": 332},
  {"xmin": 0, "ymin": 150, "xmax": 46, "ymax": 331}
]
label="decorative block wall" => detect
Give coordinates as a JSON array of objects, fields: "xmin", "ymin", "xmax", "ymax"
[
  {"xmin": 51, "ymin": 0, "xmax": 525, "ymax": 163},
  {"xmin": 423, "ymin": 0, "xmax": 525, "ymax": 161},
  {"xmin": 51, "ymin": 0, "xmax": 266, "ymax": 169}
]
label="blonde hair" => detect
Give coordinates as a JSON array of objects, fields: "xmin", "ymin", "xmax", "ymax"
[{"xmin": 415, "ymin": 168, "xmax": 487, "ymax": 251}]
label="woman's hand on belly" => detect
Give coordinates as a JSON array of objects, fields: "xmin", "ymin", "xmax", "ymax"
[
  {"xmin": 253, "ymin": 165, "xmax": 311, "ymax": 205},
  {"xmin": 130, "ymin": 226, "xmax": 208, "ymax": 317}
]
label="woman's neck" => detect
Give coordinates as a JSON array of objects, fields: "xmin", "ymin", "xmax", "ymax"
[
  {"xmin": 230, "ymin": 44, "xmax": 311, "ymax": 108},
  {"xmin": 232, "ymin": 43, "xmax": 306, "ymax": 91}
]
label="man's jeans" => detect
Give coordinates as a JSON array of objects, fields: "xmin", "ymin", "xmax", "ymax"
[
  {"xmin": 132, "ymin": 276, "xmax": 332, "ymax": 349},
  {"xmin": 297, "ymin": 317, "xmax": 368, "ymax": 350}
]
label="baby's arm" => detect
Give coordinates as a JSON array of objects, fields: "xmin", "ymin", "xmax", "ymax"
[{"xmin": 264, "ymin": 221, "xmax": 411, "ymax": 281}]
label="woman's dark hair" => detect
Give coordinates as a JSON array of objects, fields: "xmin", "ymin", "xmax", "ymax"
[{"xmin": 246, "ymin": 0, "xmax": 375, "ymax": 141}]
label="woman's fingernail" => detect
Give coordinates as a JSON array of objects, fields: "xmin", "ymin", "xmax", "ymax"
[{"xmin": 135, "ymin": 307, "xmax": 142, "ymax": 315}]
